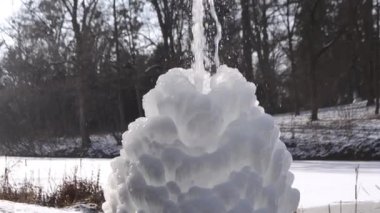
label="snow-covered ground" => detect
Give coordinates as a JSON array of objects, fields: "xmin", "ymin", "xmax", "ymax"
[
  {"xmin": 0, "ymin": 200, "xmax": 74, "ymax": 213},
  {"xmin": 275, "ymin": 101, "xmax": 380, "ymax": 160},
  {"xmin": 1, "ymin": 157, "xmax": 379, "ymax": 209},
  {"xmin": 2, "ymin": 200, "xmax": 379, "ymax": 213},
  {"xmin": 0, "ymin": 200, "xmax": 100, "ymax": 213}
]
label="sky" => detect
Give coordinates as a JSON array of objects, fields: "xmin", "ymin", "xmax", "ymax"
[
  {"xmin": 0, "ymin": 0, "xmax": 21, "ymax": 25},
  {"xmin": 0, "ymin": 0, "xmax": 21, "ymax": 49},
  {"xmin": 0, "ymin": 0, "xmax": 159, "ymax": 54}
]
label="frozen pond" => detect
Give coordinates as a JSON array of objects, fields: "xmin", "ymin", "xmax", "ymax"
[
  {"xmin": 292, "ymin": 161, "xmax": 380, "ymax": 208},
  {"xmin": 0, "ymin": 157, "xmax": 379, "ymax": 208}
]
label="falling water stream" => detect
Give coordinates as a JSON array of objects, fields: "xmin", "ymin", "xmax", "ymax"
[{"xmin": 192, "ymin": 0, "xmax": 222, "ymax": 91}]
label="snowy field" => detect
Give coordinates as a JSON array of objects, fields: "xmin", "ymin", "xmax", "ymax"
[{"xmin": 1, "ymin": 157, "xmax": 380, "ymax": 210}]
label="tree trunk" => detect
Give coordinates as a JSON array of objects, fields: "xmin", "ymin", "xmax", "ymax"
[
  {"xmin": 365, "ymin": 0, "xmax": 376, "ymax": 106},
  {"xmin": 349, "ymin": 45, "xmax": 358, "ymax": 103},
  {"xmin": 261, "ymin": 1, "xmax": 277, "ymax": 112},
  {"xmin": 135, "ymin": 84, "xmax": 144, "ymax": 117},
  {"xmin": 376, "ymin": 0, "xmax": 380, "ymax": 114},
  {"xmin": 347, "ymin": 0, "xmax": 360, "ymax": 103},
  {"xmin": 307, "ymin": 0, "xmax": 321, "ymax": 121},
  {"xmin": 150, "ymin": 0, "xmax": 172, "ymax": 68},
  {"xmin": 310, "ymin": 59, "xmax": 319, "ymax": 121},
  {"xmin": 376, "ymin": 78, "xmax": 380, "ymax": 114},
  {"xmin": 367, "ymin": 60, "xmax": 376, "ymax": 106},
  {"xmin": 113, "ymin": 0, "xmax": 126, "ymax": 132},
  {"xmin": 63, "ymin": 0, "xmax": 91, "ymax": 148},
  {"xmin": 79, "ymin": 81, "xmax": 90, "ymax": 147},
  {"xmin": 376, "ymin": 66, "xmax": 380, "ymax": 114},
  {"xmin": 77, "ymin": 35, "xmax": 91, "ymax": 147},
  {"xmin": 61, "ymin": 0, "xmax": 99, "ymax": 147},
  {"xmin": 163, "ymin": 31, "xmax": 170, "ymax": 65},
  {"xmin": 289, "ymin": 47, "xmax": 300, "ymax": 116},
  {"xmin": 286, "ymin": 0, "xmax": 300, "ymax": 115},
  {"xmin": 118, "ymin": 90, "xmax": 126, "ymax": 130},
  {"xmin": 241, "ymin": 0, "xmax": 254, "ymax": 82}
]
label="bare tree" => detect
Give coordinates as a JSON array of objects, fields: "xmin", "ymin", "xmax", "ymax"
[
  {"xmin": 346, "ymin": 0, "xmax": 361, "ymax": 103},
  {"xmin": 112, "ymin": 0, "xmax": 126, "ymax": 132},
  {"xmin": 250, "ymin": 0, "xmax": 279, "ymax": 112},
  {"xmin": 286, "ymin": 0, "xmax": 300, "ymax": 115},
  {"xmin": 149, "ymin": 0, "xmax": 190, "ymax": 68},
  {"xmin": 278, "ymin": 0, "xmax": 301, "ymax": 115},
  {"xmin": 117, "ymin": 0, "xmax": 144, "ymax": 117},
  {"xmin": 300, "ymin": 0, "xmax": 345, "ymax": 120},
  {"xmin": 61, "ymin": 0, "xmax": 101, "ymax": 147},
  {"xmin": 149, "ymin": 0, "xmax": 175, "ymax": 67},
  {"xmin": 240, "ymin": 0, "xmax": 255, "ymax": 82}
]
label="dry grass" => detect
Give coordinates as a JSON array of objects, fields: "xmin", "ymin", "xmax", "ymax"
[{"xmin": 0, "ymin": 166, "xmax": 104, "ymax": 210}]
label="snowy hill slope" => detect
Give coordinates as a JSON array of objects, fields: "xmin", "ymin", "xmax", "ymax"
[
  {"xmin": 0, "ymin": 101, "xmax": 378, "ymax": 160},
  {"xmin": 0, "ymin": 134, "xmax": 121, "ymax": 158},
  {"xmin": 275, "ymin": 101, "xmax": 380, "ymax": 160}
]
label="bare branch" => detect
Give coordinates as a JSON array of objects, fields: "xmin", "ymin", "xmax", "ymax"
[
  {"xmin": 87, "ymin": 0, "xmax": 99, "ymax": 25},
  {"xmin": 137, "ymin": 32, "xmax": 158, "ymax": 47},
  {"xmin": 316, "ymin": 26, "xmax": 346, "ymax": 60},
  {"xmin": 61, "ymin": 0, "xmax": 73, "ymax": 16}
]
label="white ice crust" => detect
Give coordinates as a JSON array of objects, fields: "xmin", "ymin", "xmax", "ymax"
[{"xmin": 103, "ymin": 65, "xmax": 300, "ymax": 213}]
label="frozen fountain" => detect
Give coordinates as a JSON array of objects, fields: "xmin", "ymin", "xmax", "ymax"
[{"xmin": 102, "ymin": 0, "xmax": 299, "ymax": 212}]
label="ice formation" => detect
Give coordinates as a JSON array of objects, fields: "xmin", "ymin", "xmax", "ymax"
[
  {"xmin": 102, "ymin": 65, "xmax": 299, "ymax": 213},
  {"xmin": 103, "ymin": 0, "xmax": 299, "ymax": 212}
]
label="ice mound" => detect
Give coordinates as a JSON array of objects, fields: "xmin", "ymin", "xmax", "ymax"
[{"xmin": 102, "ymin": 65, "xmax": 299, "ymax": 213}]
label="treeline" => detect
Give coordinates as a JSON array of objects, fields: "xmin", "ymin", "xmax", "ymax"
[{"xmin": 0, "ymin": 0, "xmax": 379, "ymax": 146}]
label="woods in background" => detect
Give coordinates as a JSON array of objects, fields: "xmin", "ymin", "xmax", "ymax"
[{"xmin": 0, "ymin": 0, "xmax": 379, "ymax": 146}]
